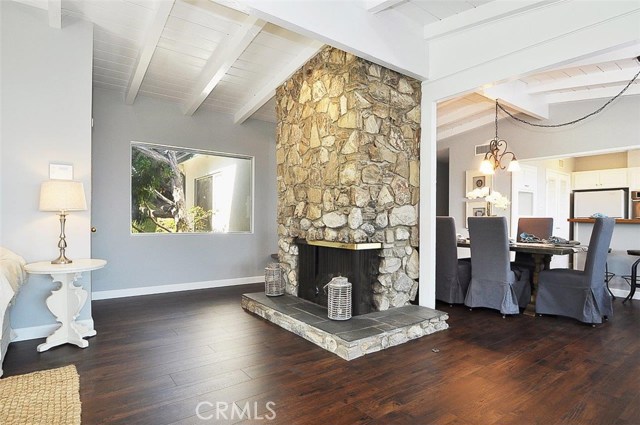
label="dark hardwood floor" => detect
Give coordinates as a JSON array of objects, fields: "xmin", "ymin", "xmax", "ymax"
[{"xmin": 3, "ymin": 283, "xmax": 639, "ymax": 424}]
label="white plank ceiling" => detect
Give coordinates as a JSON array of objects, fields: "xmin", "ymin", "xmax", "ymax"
[
  {"xmin": 60, "ymin": 0, "xmax": 323, "ymax": 124},
  {"xmin": 17, "ymin": 0, "xmax": 640, "ymax": 133}
]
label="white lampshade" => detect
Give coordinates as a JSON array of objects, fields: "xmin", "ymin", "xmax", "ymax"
[
  {"xmin": 479, "ymin": 159, "xmax": 495, "ymax": 175},
  {"xmin": 507, "ymin": 159, "xmax": 521, "ymax": 172},
  {"xmin": 39, "ymin": 180, "xmax": 87, "ymax": 212}
]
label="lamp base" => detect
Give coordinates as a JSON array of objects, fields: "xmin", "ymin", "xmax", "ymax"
[
  {"xmin": 51, "ymin": 254, "xmax": 73, "ymax": 265},
  {"xmin": 51, "ymin": 212, "xmax": 73, "ymax": 264}
]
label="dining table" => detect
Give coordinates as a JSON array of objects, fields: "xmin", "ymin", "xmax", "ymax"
[{"xmin": 457, "ymin": 240, "xmax": 588, "ymax": 314}]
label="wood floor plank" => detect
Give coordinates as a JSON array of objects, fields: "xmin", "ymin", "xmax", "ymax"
[{"xmin": 3, "ymin": 283, "xmax": 638, "ymax": 424}]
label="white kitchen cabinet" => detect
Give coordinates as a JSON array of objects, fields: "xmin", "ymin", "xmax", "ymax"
[
  {"xmin": 572, "ymin": 168, "xmax": 628, "ymax": 190},
  {"xmin": 599, "ymin": 168, "xmax": 628, "ymax": 188},
  {"xmin": 515, "ymin": 165, "xmax": 537, "ymax": 192},
  {"xmin": 572, "ymin": 171, "xmax": 600, "ymax": 190},
  {"xmin": 628, "ymin": 167, "xmax": 640, "ymax": 190}
]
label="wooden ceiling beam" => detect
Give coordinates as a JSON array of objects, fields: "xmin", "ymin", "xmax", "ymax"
[
  {"xmin": 125, "ymin": 0, "xmax": 175, "ymax": 105},
  {"xmin": 437, "ymin": 102, "xmax": 493, "ymax": 127},
  {"xmin": 183, "ymin": 16, "xmax": 266, "ymax": 116},
  {"xmin": 482, "ymin": 80, "xmax": 549, "ymax": 119},
  {"xmin": 424, "ymin": 0, "xmax": 549, "ymax": 41},
  {"xmin": 238, "ymin": 0, "xmax": 426, "ymax": 79},
  {"xmin": 545, "ymin": 84, "xmax": 640, "ymax": 103},
  {"xmin": 234, "ymin": 40, "xmax": 324, "ymax": 124},
  {"xmin": 543, "ymin": 43, "xmax": 640, "ymax": 73},
  {"xmin": 424, "ymin": 1, "xmax": 640, "ymax": 99},
  {"xmin": 437, "ymin": 112, "xmax": 496, "ymax": 141},
  {"xmin": 365, "ymin": 0, "xmax": 406, "ymax": 14},
  {"xmin": 527, "ymin": 68, "xmax": 640, "ymax": 94}
]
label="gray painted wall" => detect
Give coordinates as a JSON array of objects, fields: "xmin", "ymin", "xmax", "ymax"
[
  {"xmin": 1, "ymin": 2, "xmax": 94, "ymax": 329},
  {"xmin": 91, "ymin": 89, "xmax": 278, "ymax": 292},
  {"xmin": 438, "ymin": 95, "xmax": 640, "ymax": 236}
]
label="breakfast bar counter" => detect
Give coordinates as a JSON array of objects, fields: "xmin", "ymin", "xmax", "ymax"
[{"xmin": 568, "ymin": 218, "xmax": 640, "ymax": 224}]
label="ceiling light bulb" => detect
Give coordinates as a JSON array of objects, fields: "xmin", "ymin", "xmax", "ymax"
[
  {"xmin": 480, "ymin": 159, "xmax": 495, "ymax": 175},
  {"xmin": 507, "ymin": 160, "xmax": 521, "ymax": 172}
]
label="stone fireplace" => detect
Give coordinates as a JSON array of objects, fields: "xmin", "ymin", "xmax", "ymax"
[
  {"xmin": 296, "ymin": 239, "xmax": 380, "ymax": 315},
  {"xmin": 276, "ymin": 46, "xmax": 421, "ymax": 311}
]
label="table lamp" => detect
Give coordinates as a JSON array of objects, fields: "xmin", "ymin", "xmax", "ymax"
[{"xmin": 39, "ymin": 180, "xmax": 87, "ymax": 264}]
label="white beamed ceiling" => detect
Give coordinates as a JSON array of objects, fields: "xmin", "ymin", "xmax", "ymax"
[
  {"xmin": 68, "ymin": 0, "xmax": 321, "ymax": 123},
  {"xmin": 23, "ymin": 0, "xmax": 640, "ymax": 130}
]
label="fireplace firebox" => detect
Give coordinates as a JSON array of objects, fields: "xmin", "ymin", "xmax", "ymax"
[{"xmin": 296, "ymin": 239, "xmax": 381, "ymax": 315}]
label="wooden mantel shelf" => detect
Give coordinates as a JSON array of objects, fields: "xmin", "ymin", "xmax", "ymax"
[{"xmin": 568, "ymin": 218, "xmax": 640, "ymax": 224}]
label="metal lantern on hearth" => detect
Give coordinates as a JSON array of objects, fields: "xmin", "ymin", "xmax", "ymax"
[
  {"xmin": 264, "ymin": 263, "xmax": 284, "ymax": 296},
  {"xmin": 325, "ymin": 276, "xmax": 352, "ymax": 321}
]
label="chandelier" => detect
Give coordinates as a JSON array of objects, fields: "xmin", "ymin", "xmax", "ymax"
[
  {"xmin": 479, "ymin": 100, "xmax": 520, "ymax": 175},
  {"xmin": 478, "ymin": 61, "xmax": 640, "ymax": 175}
]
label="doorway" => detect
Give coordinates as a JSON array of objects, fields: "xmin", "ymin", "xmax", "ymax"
[{"xmin": 545, "ymin": 169, "xmax": 571, "ymax": 268}]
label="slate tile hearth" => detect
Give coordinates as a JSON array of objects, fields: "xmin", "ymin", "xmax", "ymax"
[{"xmin": 242, "ymin": 292, "xmax": 449, "ymax": 360}]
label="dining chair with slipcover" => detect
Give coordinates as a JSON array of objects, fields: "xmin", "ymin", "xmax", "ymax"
[
  {"xmin": 436, "ymin": 216, "xmax": 471, "ymax": 305},
  {"xmin": 464, "ymin": 216, "xmax": 531, "ymax": 316},
  {"xmin": 535, "ymin": 217, "xmax": 615, "ymax": 324}
]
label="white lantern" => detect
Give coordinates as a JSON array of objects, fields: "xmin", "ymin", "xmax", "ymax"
[
  {"xmin": 325, "ymin": 276, "xmax": 352, "ymax": 321},
  {"xmin": 264, "ymin": 263, "xmax": 284, "ymax": 296}
]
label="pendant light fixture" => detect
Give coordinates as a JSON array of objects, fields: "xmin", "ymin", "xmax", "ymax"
[{"xmin": 480, "ymin": 100, "xmax": 520, "ymax": 175}]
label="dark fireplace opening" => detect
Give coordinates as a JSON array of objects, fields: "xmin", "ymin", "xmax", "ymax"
[{"xmin": 296, "ymin": 239, "xmax": 380, "ymax": 315}]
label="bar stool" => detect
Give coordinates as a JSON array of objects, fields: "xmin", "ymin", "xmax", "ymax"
[
  {"xmin": 605, "ymin": 248, "xmax": 614, "ymax": 299},
  {"xmin": 605, "ymin": 263, "xmax": 615, "ymax": 299},
  {"xmin": 622, "ymin": 250, "xmax": 640, "ymax": 303}
]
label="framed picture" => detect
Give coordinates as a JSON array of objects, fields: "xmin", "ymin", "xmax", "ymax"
[
  {"xmin": 465, "ymin": 170, "xmax": 492, "ymax": 195},
  {"xmin": 465, "ymin": 201, "xmax": 488, "ymax": 227}
]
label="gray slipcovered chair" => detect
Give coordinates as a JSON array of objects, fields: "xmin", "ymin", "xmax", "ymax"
[
  {"xmin": 536, "ymin": 217, "xmax": 615, "ymax": 324},
  {"xmin": 513, "ymin": 217, "xmax": 554, "ymax": 284},
  {"xmin": 464, "ymin": 216, "xmax": 531, "ymax": 316},
  {"xmin": 436, "ymin": 216, "xmax": 471, "ymax": 304}
]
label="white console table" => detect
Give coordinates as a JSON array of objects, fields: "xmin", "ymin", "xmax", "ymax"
[{"xmin": 25, "ymin": 259, "xmax": 106, "ymax": 352}]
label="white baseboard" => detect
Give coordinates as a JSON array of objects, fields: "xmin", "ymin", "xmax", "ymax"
[
  {"xmin": 92, "ymin": 276, "xmax": 263, "ymax": 301},
  {"xmin": 13, "ymin": 319, "xmax": 94, "ymax": 342},
  {"xmin": 610, "ymin": 287, "xmax": 640, "ymax": 300},
  {"xmin": 10, "ymin": 277, "xmax": 262, "ymax": 343},
  {"xmin": 11, "ymin": 284, "xmax": 635, "ymax": 343}
]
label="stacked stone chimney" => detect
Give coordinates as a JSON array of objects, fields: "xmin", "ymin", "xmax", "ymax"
[{"xmin": 275, "ymin": 46, "xmax": 421, "ymax": 310}]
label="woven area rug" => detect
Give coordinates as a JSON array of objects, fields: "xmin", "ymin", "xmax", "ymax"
[{"xmin": 0, "ymin": 365, "xmax": 81, "ymax": 425}]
